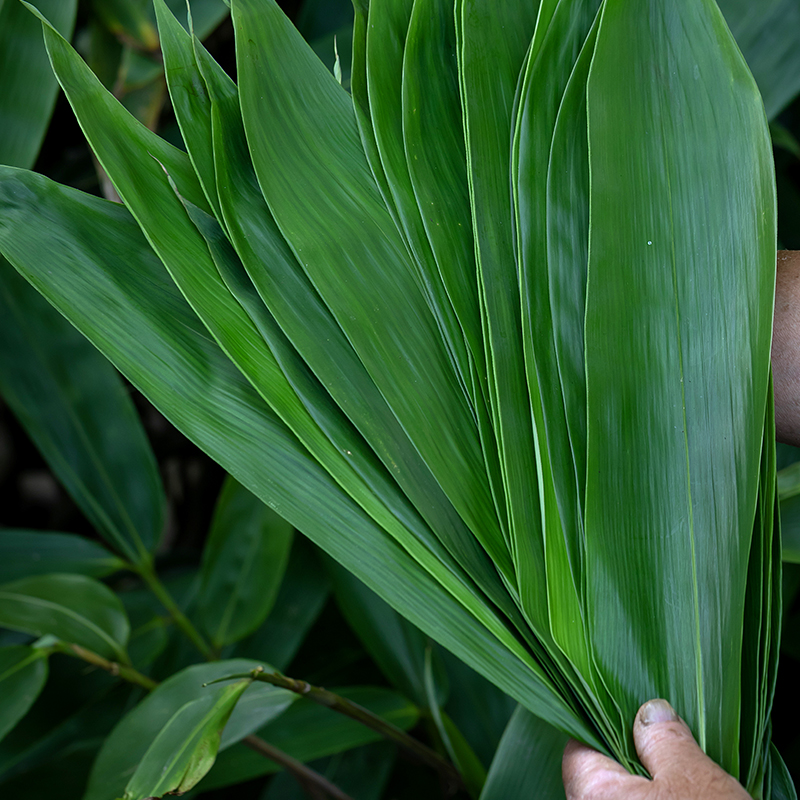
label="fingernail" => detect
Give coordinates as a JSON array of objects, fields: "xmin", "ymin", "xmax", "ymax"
[{"xmin": 640, "ymin": 699, "xmax": 678, "ymax": 726}]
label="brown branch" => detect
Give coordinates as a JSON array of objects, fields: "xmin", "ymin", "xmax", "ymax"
[
  {"xmin": 60, "ymin": 645, "xmax": 354, "ymax": 799},
  {"xmin": 243, "ymin": 735, "xmax": 355, "ymax": 800},
  {"xmin": 58, "ymin": 643, "xmax": 158, "ymax": 691},
  {"xmin": 209, "ymin": 667, "xmax": 464, "ymax": 791}
]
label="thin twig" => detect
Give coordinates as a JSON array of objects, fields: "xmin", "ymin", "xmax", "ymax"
[
  {"xmin": 135, "ymin": 560, "xmax": 213, "ymax": 659},
  {"xmin": 243, "ymin": 735, "xmax": 355, "ymax": 800},
  {"xmin": 209, "ymin": 667, "xmax": 464, "ymax": 791},
  {"xmin": 58, "ymin": 643, "xmax": 159, "ymax": 691},
  {"xmin": 60, "ymin": 644, "xmax": 354, "ymax": 799}
]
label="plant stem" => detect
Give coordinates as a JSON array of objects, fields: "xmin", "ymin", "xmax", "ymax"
[
  {"xmin": 60, "ymin": 643, "xmax": 353, "ymax": 799},
  {"xmin": 242, "ymin": 735, "xmax": 355, "ymax": 800},
  {"xmin": 214, "ymin": 667, "xmax": 464, "ymax": 791},
  {"xmin": 136, "ymin": 560, "xmax": 213, "ymax": 659},
  {"xmin": 56, "ymin": 642, "xmax": 158, "ymax": 691}
]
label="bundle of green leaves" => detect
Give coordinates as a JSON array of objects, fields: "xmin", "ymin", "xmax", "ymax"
[{"xmin": 0, "ymin": 0, "xmax": 789, "ymax": 796}]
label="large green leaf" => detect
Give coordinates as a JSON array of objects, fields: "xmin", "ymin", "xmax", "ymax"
[
  {"xmin": 0, "ymin": 168, "xmax": 591, "ymax": 746},
  {"xmin": 583, "ymin": 0, "xmax": 775, "ymax": 775},
  {"xmin": 0, "ymin": 265, "xmax": 166, "ymax": 564},
  {"xmin": 232, "ymin": 0, "xmax": 509, "ymax": 578},
  {"xmin": 198, "ymin": 477, "xmax": 294, "ymax": 648},
  {"xmin": 199, "ymin": 21, "xmax": 513, "ymax": 625},
  {"xmin": 0, "ymin": 574, "xmax": 129, "ymax": 662},
  {"xmin": 0, "ymin": 531, "xmax": 124, "ymax": 584},
  {"xmin": 3, "ymin": 1, "xmax": 784, "ymax": 794},
  {"xmin": 0, "ymin": 646, "xmax": 49, "ymax": 744}
]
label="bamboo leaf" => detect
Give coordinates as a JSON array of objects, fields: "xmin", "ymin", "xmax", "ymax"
[
  {"xmin": 0, "ymin": 167, "xmax": 596, "ymax": 753},
  {"xmin": 479, "ymin": 706, "xmax": 567, "ymax": 800},
  {"xmin": 198, "ymin": 476, "xmax": 294, "ymax": 648},
  {"xmin": 0, "ymin": 265, "xmax": 166, "ymax": 564},
  {"xmin": 232, "ymin": 0, "xmax": 508, "ymax": 576},
  {"xmin": 203, "ymin": 38, "xmax": 513, "ymax": 623},
  {"xmin": 584, "ymin": 0, "xmax": 775, "ymax": 774},
  {"xmin": 457, "ymin": 0, "xmax": 548, "ymax": 633},
  {"xmin": 0, "ymin": 0, "xmax": 77, "ymax": 169}
]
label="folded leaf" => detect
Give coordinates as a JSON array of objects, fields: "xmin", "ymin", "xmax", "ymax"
[
  {"xmin": 122, "ymin": 680, "xmax": 251, "ymax": 800},
  {"xmin": 84, "ymin": 659, "xmax": 294, "ymax": 800}
]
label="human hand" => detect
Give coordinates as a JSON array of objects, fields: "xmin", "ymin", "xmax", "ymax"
[{"xmin": 562, "ymin": 699, "xmax": 750, "ymax": 799}]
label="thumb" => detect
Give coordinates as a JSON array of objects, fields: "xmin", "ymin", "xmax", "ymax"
[
  {"xmin": 632, "ymin": 700, "xmax": 750, "ymax": 798},
  {"xmin": 632, "ymin": 699, "xmax": 708, "ymax": 779}
]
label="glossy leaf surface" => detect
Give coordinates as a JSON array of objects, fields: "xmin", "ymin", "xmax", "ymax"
[
  {"xmin": 0, "ymin": 166, "xmax": 590, "ymax": 744},
  {"xmin": 122, "ymin": 680, "xmax": 250, "ymax": 800},
  {"xmin": 0, "ymin": 265, "xmax": 165, "ymax": 564},
  {"xmin": 480, "ymin": 706, "xmax": 567, "ymax": 800},
  {"xmin": 84, "ymin": 660, "xmax": 294, "ymax": 800},
  {"xmin": 0, "ymin": 574, "xmax": 129, "ymax": 662},
  {"xmin": 198, "ymin": 477, "xmax": 294, "ymax": 648},
  {"xmin": 0, "ymin": 531, "xmax": 124, "ymax": 584},
  {"xmin": 0, "ymin": 646, "xmax": 49, "ymax": 743},
  {"xmin": 584, "ymin": 0, "xmax": 775, "ymax": 771}
]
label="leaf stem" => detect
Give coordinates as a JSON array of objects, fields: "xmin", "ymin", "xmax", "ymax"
[
  {"xmin": 212, "ymin": 667, "xmax": 464, "ymax": 791},
  {"xmin": 242, "ymin": 735, "xmax": 355, "ymax": 800},
  {"xmin": 136, "ymin": 560, "xmax": 213, "ymax": 659},
  {"xmin": 56, "ymin": 642, "xmax": 158, "ymax": 691},
  {"xmin": 59, "ymin": 643, "xmax": 353, "ymax": 799}
]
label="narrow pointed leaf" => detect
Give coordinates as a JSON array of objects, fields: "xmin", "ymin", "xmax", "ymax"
[
  {"xmin": 0, "ymin": 531, "xmax": 125, "ymax": 584},
  {"xmin": 198, "ymin": 476, "xmax": 294, "ymax": 648},
  {"xmin": 84, "ymin": 660, "xmax": 294, "ymax": 800},
  {"xmin": 584, "ymin": 0, "xmax": 775, "ymax": 773},
  {"xmin": 0, "ymin": 646, "xmax": 49, "ymax": 743},
  {"xmin": 0, "ymin": 264, "xmax": 165, "ymax": 563},
  {"xmin": 233, "ymin": 0, "xmax": 508, "ymax": 574},
  {"xmin": 0, "ymin": 0, "xmax": 76, "ymax": 169},
  {"xmin": 122, "ymin": 680, "xmax": 251, "ymax": 800},
  {"xmin": 0, "ymin": 167, "xmax": 593, "ymax": 746}
]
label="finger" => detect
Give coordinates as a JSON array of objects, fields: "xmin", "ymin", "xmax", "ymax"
[
  {"xmin": 562, "ymin": 738, "xmax": 634, "ymax": 800},
  {"xmin": 632, "ymin": 699, "xmax": 710, "ymax": 779}
]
